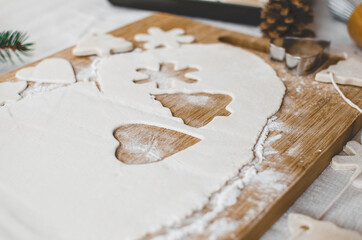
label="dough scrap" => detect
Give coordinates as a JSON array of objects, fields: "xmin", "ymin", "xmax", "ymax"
[
  {"xmin": 0, "ymin": 81, "xmax": 27, "ymax": 105},
  {"xmin": 134, "ymin": 27, "xmax": 195, "ymax": 49},
  {"xmin": 331, "ymin": 137, "xmax": 362, "ymax": 189},
  {"xmin": 16, "ymin": 58, "xmax": 76, "ymax": 84},
  {"xmin": 0, "ymin": 44, "xmax": 285, "ymax": 240},
  {"xmin": 315, "ymin": 58, "xmax": 362, "ymax": 87},
  {"xmin": 72, "ymin": 33, "xmax": 133, "ymax": 57},
  {"xmin": 288, "ymin": 213, "xmax": 362, "ymax": 240}
]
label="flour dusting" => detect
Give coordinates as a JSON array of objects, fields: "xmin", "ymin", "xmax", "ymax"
[
  {"xmin": 151, "ymin": 116, "xmax": 288, "ymax": 240},
  {"xmin": 267, "ymin": 133, "xmax": 282, "ymax": 143},
  {"xmin": 152, "ymin": 166, "xmax": 257, "ymax": 240},
  {"xmin": 255, "ymin": 116, "xmax": 277, "ymax": 164},
  {"xmin": 239, "ymin": 169, "xmax": 288, "ymax": 224},
  {"xmin": 253, "ymin": 169, "xmax": 287, "ymax": 193},
  {"xmin": 142, "ymin": 70, "xmax": 179, "ymax": 90},
  {"xmin": 21, "ymin": 82, "xmax": 65, "ymax": 98},
  {"xmin": 183, "ymin": 95, "xmax": 212, "ymax": 106},
  {"xmin": 287, "ymin": 144, "xmax": 300, "ymax": 157},
  {"xmin": 206, "ymin": 218, "xmax": 239, "ymax": 240},
  {"xmin": 19, "ymin": 57, "xmax": 100, "ymax": 99},
  {"xmin": 123, "ymin": 138, "xmax": 164, "ymax": 163},
  {"xmin": 76, "ymin": 57, "xmax": 100, "ymax": 82}
]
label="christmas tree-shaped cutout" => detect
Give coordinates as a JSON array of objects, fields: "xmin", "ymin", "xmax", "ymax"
[
  {"xmin": 154, "ymin": 93, "xmax": 232, "ymax": 128},
  {"xmin": 134, "ymin": 63, "xmax": 232, "ymax": 128}
]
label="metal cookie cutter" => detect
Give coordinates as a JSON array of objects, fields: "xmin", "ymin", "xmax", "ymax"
[{"xmin": 270, "ymin": 37, "xmax": 330, "ymax": 76}]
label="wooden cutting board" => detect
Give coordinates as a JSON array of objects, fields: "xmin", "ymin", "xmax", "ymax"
[{"xmin": 1, "ymin": 13, "xmax": 361, "ymax": 240}]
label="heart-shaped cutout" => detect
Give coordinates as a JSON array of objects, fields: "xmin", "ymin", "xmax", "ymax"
[
  {"xmin": 16, "ymin": 58, "xmax": 76, "ymax": 84},
  {"xmin": 114, "ymin": 124, "xmax": 201, "ymax": 164}
]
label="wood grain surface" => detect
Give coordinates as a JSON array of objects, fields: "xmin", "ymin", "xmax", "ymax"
[
  {"xmin": 154, "ymin": 92, "xmax": 232, "ymax": 128},
  {"xmin": 0, "ymin": 13, "xmax": 361, "ymax": 240},
  {"xmin": 114, "ymin": 124, "xmax": 201, "ymax": 164}
]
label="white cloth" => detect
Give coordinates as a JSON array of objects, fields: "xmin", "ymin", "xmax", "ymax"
[{"xmin": 0, "ymin": 0, "xmax": 361, "ymax": 238}]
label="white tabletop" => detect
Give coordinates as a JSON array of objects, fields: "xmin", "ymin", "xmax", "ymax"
[{"xmin": 1, "ymin": 0, "xmax": 361, "ymax": 238}]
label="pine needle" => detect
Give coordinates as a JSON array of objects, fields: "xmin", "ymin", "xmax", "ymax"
[{"xmin": 0, "ymin": 30, "xmax": 34, "ymax": 64}]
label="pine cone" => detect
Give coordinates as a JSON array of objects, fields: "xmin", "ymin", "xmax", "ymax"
[{"xmin": 260, "ymin": 0, "xmax": 314, "ymax": 39}]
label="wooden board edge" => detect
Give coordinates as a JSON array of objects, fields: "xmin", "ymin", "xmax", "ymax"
[
  {"xmin": 0, "ymin": 12, "xmax": 361, "ymax": 240},
  {"xmin": 234, "ymin": 114, "xmax": 362, "ymax": 240}
]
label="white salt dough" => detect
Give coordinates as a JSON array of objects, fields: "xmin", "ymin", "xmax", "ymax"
[
  {"xmin": 288, "ymin": 213, "xmax": 362, "ymax": 240},
  {"xmin": 315, "ymin": 58, "xmax": 362, "ymax": 87},
  {"xmin": 16, "ymin": 58, "xmax": 76, "ymax": 84},
  {"xmin": 331, "ymin": 137, "xmax": 362, "ymax": 189},
  {"xmin": 72, "ymin": 33, "xmax": 133, "ymax": 57},
  {"xmin": 134, "ymin": 27, "xmax": 195, "ymax": 49},
  {"xmin": 0, "ymin": 43, "xmax": 285, "ymax": 240},
  {"xmin": 0, "ymin": 81, "xmax": 27, "ymax": 105}
]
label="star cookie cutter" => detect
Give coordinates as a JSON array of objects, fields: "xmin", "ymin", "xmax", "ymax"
[{"xmin": 270, "ymin": 37, "xmax": 330, "ymax": 76}]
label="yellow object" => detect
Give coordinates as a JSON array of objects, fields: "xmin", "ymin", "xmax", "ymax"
[{"xmin": 347, "ymin": 4, "xmax": 362, "ymax": 47}]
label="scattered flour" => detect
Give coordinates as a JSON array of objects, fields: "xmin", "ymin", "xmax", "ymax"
[
  {"xmin": 123, "ymin": 138, "xmax": 164, "ymax": 163},
  {"xmin": 20, "ymin": 57, "xmax": 100, "ymax": 98},
  {"xmin": 287, "ymin": 144, "xmax": 301, "ymax": 157},
  {"xmin": 20, "ymin": 57, "xmax": 100, "ymax": 99},
  {"xmin": 263, "ymin": 133, "xmax": 282, "ymax": 156},
  {"xmin": 206, "ymin": 218, "xmax": 240, "ymax": 240},
  {"xmin": 266, "ymin": 133, "xmax": 282, "ymax": 144},
  {"xmin": 239, "ymin": 169, "xmax": 288, "ymax": 224},
  {"xmin": 21, "ymin": 82, "xmax": 65, "ymax": 98},
  {"xmin": 133, "ymin": 48, "xmax": 143, "ymax": 53},
  {"xmin": 254, "ymin": 116, "xmax": 277, "ymax": 164},
  {"xmin": 151, "ymin": 116, "xmax": 288, "ymax": 240},
  {"xmin": 137, "ymin": 70, "xmax": 182, "ymax": 90},
  {"xmin": 76, "ymin": 57, "xmax": 100, "ymax": 82},
  {"xmin": 253, "ymin": 169, "xmax": 287, "ymax": 193},
  {"xmin": 183, "ymin": 95, "xmax": 211, "ymax": 106},
  {"xmin": 296, "ymin": 86, "xmax": 301, "ymax": 93},
  {"xmin": 152, "ymin": 166, "xmax": 257, "ymax": 240},
  {"xmin": 264, "ymin": 149, "xmax": 279, "ymax": 156}
]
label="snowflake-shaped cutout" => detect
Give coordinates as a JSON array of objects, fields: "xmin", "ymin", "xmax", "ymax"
[
  {"xmin": 331, "ymin": 135, "xmax": 362, "ymax": 189},
  {"xmin": 134, "ymin": 27, "xmax": 195, "ymax": 50},
  {"xmin": 134, "ymin": 63, "xmax": 198, "ymax": 90}
]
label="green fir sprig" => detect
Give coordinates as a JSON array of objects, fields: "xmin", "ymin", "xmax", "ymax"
[{"xmin": 0, "ymin": 30, "xmax": 34, "ymax": 64}]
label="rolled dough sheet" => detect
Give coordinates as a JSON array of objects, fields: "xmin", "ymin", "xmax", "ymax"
[{"xmin": 0, "ymin": 44, "xmax": 285, "ymax": 240}]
